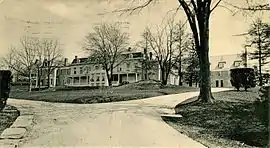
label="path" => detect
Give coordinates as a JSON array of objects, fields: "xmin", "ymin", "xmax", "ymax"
[{"xmin": 7, "ymin": 88, "xmax": 230, "ymax": 147}]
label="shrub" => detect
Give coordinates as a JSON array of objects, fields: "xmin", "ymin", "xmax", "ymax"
[
  {"xmin": 230, "ymin": 68, "xmax": 256, "ymax": 91},
  {"xmin": 119, "ymin": 81, "xmax": 129, "ymax": 86},
  {"xmin": 254, "ymin": 86, "xmax": 269, "ymax": 128},
  {"xmin": 0, "ymin": 70, "xmax": 12, "ymax": 112},
  {"xmin": 56, "ymin": 86, "xmax": 101, "ymax": 91}
]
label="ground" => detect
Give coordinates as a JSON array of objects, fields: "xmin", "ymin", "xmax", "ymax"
[
  {"xmin": 0, "ymin": 105, "xmax": 20, "ymax": 134},
  {"xmin": 7, "ymin": 89, "xmax": 233, "ymax": 147},
  {"xmin": 163, "ymin": 88, "xmax": 269, "ymax": 148},
  {"xmin": 10, "ymin": 81, "xmax": 199, "ymax": 103}
]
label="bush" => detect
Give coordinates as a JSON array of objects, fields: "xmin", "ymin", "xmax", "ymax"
[
  {"xmin": 254, "ymin": 86, "xmax": 269, "ymax": 128},
  {"xmin": 230, "ymin": 68, "xmax": 256, "ymax": 91},
  {"xmin": 0, "ymin": 70, "xmax": 12, "ymax": 112},
  {"xmin": 119, "ymin": 81, "xmax": 129, "ymax": 86},
  {"xmin": 56, "ymin": 86, "xmax": 101, "ymax": 91}
]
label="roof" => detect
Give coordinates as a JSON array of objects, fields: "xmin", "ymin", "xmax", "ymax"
[
  {"xmin": 210, "ymin": 54, "xmax": 253, "ymax": 71},
  {"xmin": 71, "ymin": 58, "xmax": 88, "ymax": 65}
]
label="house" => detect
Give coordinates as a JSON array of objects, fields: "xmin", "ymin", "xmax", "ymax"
[
  {"xmin": 37, "ymin": 49, "xmax": 180, "ymax": 87},
  {"xmin": 210, "ymin": 54, "xmax": 253, "ymax": 88},
  {"xmin": 64, "ymin": 51, "xmax": 161, "ymax": 87}
]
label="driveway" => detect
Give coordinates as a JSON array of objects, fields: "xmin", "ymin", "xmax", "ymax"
[{"xmin": 7, "ymin": 88, "xmax": 230, "ymax": 148}]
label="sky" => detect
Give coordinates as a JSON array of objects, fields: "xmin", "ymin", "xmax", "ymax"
[{"xmin": 0, "ymin": 0, "xmax": 269, "ymax": 62}]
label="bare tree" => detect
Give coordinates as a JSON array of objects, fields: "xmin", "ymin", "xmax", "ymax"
[
  {"xmin": 172, "ymin": 21, "xmax": 190, "ymax": 86},
  {"xmin": 143, "ymin": 19, "xmax": 177, "ymax": 85},
  {"xmin": 83, "ymin": 23, "xmax": 130, "ymax": 86},
  {"xmin": 41, "ymin": 38, "xmax": 62, "ymax": 88},
  {"xmin": 238, "ymin": 0, "xmax": 270, "ymax": 11},
  {"xmin": 116, "ymin": 0, "xmax": 223, "ymax": 103},
  {"xmin": 6, "ymin": 37, "xmax": 38, "ymax": 92}
]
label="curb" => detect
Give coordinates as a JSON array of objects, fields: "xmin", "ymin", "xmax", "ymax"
[{"xmin": 0, "ymin": 107, "xmax": 34, "ymax": 148}]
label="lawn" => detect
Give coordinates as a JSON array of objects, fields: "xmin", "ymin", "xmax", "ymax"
[
  {"xmin": 163, "ymin": 88, "xmax": 269, "ymax": 148},
  {"xmin": 0, "ymin": 105, "xmax": 20, "ymax": 134},
  {"xmin": 10, "ymin": 80, "xmax": 199, "ymax": 104}
]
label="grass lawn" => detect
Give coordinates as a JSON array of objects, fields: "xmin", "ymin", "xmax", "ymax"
[
  {"xmin": 163, "ymin": 88, "xmax": 269, "ymax": 148},
  {"xmin": 0, "ymin": 105, "xmax": 20, "ymax": 134},
  {"xmin": 10, "ymin": 81, "xmax": 199, "ymax": 104}
]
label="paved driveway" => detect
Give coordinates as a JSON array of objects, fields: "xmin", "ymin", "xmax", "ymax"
[{"xmin": 8, "ymin": 88, "xmax": 230, "ymax": 148}]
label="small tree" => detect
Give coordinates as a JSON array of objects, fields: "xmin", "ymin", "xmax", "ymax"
[
  {"xmin": 183, "ymin": 40, "xmax": 199, "ymax": 87},
  {"xmin": 230, "ymin": 68, "xmax": 256, "ymax": 91},
  {"xmin": 143, "ymin": 20, "xmax": 177, "ymax": 85},
  {"xmin": 172, "ymin": 21, "xmax": 190, "ymax": 86},
  {"xmin": 83, "ymin": 23, "xmax": 130, "ymax": 86}
]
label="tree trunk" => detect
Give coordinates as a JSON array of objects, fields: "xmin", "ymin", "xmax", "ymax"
[
  {"xmin": 161, "ymin": 68, "xmax": 167, "ymax": 85},
  {"xmin": 106, "ymin": 69, "xmax": 112, "ymax": 86},
  {"xmin": 258, "ymin": 35, "xmax": 263, "ymax": 86},
  {"xmin": 29, "ymin": 70, "xmax": 32, "ymax": 92},
  {"xmin": 47, "ymin": 68, "xmax": 50, "ymax": 88},
  {"xmin": 197, "ymin": 13, "xmax": 214, "ymax": 103},
  {"xmin": 178, "ymin": 57, "xmax": 183, "ymax": 86},
  {"xmin": 37, "ymin": 66, "xmax": 41, "ymax": 91},
  {"xmin": 189, "ymin": 73, "xmax": 193, "ymax": 87},
  {"xmin": 198, "ymin": 34, "xmax": 214, "ymax": 103}
]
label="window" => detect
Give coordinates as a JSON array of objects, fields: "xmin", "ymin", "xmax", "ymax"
[
  {"xmin": 95, "ymin": 65, "xmax": 99, "ymax": 70},
  {"xmin": 220, "ymin": 80, "xmax": 224, "ymax": 87},
  {"xmin": 67, "ymin": 69, "xmax": 71, "ymax": 75},
  {"xmin": 127, "ymin": 63, "xmax": 130, "ymax": 69},
  {"xmin": 218, "ymin": 71, "xmax": 221, "ymax": 76},
  {"xmin": 234, "ymin": 61, "xmax": 241, "ymax": 67},
  {"xmin": 216, "ymin": 80, "xmax": 219, "ymax": 87},
  {"xmin": 218, "ymin": 62, "xmax": 226, "ymax": 69},
  {"xmin": 96, "ymin": 76, "xmax": 100, "ymax": 81},
  {"xmin": 134, "ymin": 63, "xmax": 138, "ymax": 68},
  {"xmin": 80, "ymin": 67, "xmax": 83, "ymax": 74},
  {"xmin": 102, "ymin": 76, "xmax": 105, "ymax": 81},
  {"xmin": 73, "ymin": 68, "xmax": 77, "ymax": 74}
]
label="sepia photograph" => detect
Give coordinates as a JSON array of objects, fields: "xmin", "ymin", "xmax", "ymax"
[{"xmin": 0, "ymin": 0, "xmax": 269, "ymax": 147}]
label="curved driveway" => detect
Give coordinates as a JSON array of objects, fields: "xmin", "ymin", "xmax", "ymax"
[{"xmin": 8, "ymin": 88, "xmax": 230, "ymax": 148}]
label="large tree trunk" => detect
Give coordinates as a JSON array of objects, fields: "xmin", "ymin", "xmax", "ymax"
[{"xmin": 198, "ymin": 26, "xmax": 214, "ymax": 103}]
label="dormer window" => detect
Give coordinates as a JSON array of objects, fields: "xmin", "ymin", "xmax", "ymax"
[
  {"xmin": 218, "ymin": 62, "xmax": 226, "ymax": 69},
  {"xmin": 234, "ymin": 61, "xmax": 241, "ymax": 67}
]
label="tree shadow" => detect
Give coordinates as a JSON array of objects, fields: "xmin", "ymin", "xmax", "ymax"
[{"xmin": 163, "ymin": 100, "xmax": 269, "ymax": 147}]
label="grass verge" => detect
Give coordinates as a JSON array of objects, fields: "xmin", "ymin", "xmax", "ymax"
[
  {"xmin": 10, "ymin": 81, "xmax": 198, "ymax": 104},
  {"xmin": 0, "ymin": 105, "xmax": 20, "ymax": 134},
  {"xmin": 162, "ymin": 88, "xmax": 269, "ymax": 148}
]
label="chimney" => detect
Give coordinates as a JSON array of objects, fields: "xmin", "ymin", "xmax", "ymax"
[
  {"xmin": 75, "ymin": 56, "xmax": 78, "ymax": 63},
  {"xmin": 64, "ymin": 58, "xmax": 68, "ymax": 66},
  {"xmin": 149, "ymin": 52, "xmax": 153, "ymax": 60},
  {"xmin": 128, "ymin": 47, "xmax": 132, "ymax": 51}
]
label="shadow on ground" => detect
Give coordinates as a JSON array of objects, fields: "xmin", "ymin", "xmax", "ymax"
[{"xmin": 162, "ymin": 90, "xmax": 269, "ymax": 148}]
